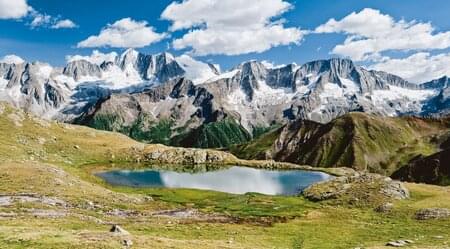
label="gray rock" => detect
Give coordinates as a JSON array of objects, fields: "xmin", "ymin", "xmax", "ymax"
[
  {"xmin": 386, "ymin": 240, "xmax": 414, "ymax": 247},
  {"xmin": 415, "ymin": 208, "xmax": 450, "ymax": 220},
  {"xmin": 110, "ymin": 225, "xmax": 130, "ymax": 235},
  {"xmin": 303, "ymin": 173, "xmax": 409, "ymax": 203},
  {"xmin": 122, "ymin": 239, "xmax": 133, "ymax": 248},
  {"xmin": 63, "ymin": 60, "xmax": 102, "ymax": 81},
  {"xmin": 374, "ymin": 202, "xmax": 394, "ymax": 213}
]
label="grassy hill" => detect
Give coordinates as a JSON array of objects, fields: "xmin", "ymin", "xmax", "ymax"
[
  {"xmin": 1, "ymin": 102, "xmax": 450, "ymax": 248},
  {"xmin": 231, "ymin": 113, "xmax": 450, "ymax": 175}
]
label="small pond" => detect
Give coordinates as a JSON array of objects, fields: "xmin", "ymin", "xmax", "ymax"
[{"xmin": 96, "ymin": 166, "xmax": 331, "ymax": 195}]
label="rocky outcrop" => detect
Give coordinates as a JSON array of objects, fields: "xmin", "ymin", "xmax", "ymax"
[
  {"xmin": 142, "ymin": 144, "xmax": 238, "ymax": 165},
  {"xmin": 302, "ymin": 172, "xmax": 409, "ymax": 205},
  {"xmin": 415, "ymin": 208, "xmax": 450, "ymax": 220}
]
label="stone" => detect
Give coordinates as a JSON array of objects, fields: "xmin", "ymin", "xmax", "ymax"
[
  {"xmin": 122, "ymin": 239, "xmax": 133, "ymax": 248},
  {"xmin": 386, "ymin": 240, "xmax": 414, "ymax": 247},
  {"xmin": 374, "ymin": 203, "xmax": 394, "ymax": 213},
  {"xmin": 110, "ymin": 225, "xmax": 130, "ymax": 235},
  {"xmin": 415, "ymin": 208, "xmax": 450, "ymax": 220},
  {"xmin": 386, "ymin": 241, "xmax": 405, "ymax": 247}
]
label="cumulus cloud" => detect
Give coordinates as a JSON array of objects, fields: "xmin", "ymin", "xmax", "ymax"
[
  {"xmin": 315, "ymin": 8, "xmax": 450, "ymax": 61},
  {"xmin": 52, "ymin": 19, "xmax": 77, "ymax": 29},
  {"xmin": 77, "ymin": 18, "xmax": 166, "ymax": 48},
  {"xmin": 66, "ymin": 50, "xmax": 118, "ymax": 65},
  {"xmin": 0, "ymin": 0, "xmax": 30, "ymax": 19},
  {"xmin": 0, "ymin": 0, "xmax": 77, "ymax": 29},
  {"xmin": 371, "ymin": 52, "xmax": 450, "ymax": 83},
  {"xmin": 28, "ymin": 9, "xmax": 77, "ymax": 29},
  {"xmin": 0, "ymin": 54, "xmax": 25, "ymax": 64},
  {"xmin": 161, "ymin": 0, "xmax": 304, "ymax": 56}
]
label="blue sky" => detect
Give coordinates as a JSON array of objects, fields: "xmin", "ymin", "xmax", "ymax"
[{"xmin": 1, "ymin": 0, "xmax": 450, "ymax": 82}]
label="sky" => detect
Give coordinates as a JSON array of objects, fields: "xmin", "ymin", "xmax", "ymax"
[{"xmin": 1, "ymin": 0, "xmax": 450, "ymax": 83}]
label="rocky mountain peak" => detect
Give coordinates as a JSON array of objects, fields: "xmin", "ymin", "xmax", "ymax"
[
  {"xmin": 118, "ymin": 48, "xmax": 140, "ymax": 70},
  {"xmin": 63, "ymin": 60, "xmax": 102, "ymax": 81},
  {"xmin": 422, "ymin": 76, "xmax": 450, "ymax": 89}
]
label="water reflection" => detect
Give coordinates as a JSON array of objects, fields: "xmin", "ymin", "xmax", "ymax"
[{"xmin": 97, "ymin": 166, "xmax": 330, "ymax": 195}]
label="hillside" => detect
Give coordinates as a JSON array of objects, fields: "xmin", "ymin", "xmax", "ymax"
[
  {"xmin": 1, "ymin": 102, "xmax": 450, "ymax": 248},
  {"xmin": 392, "ymin": 136, "xmax": 450, "ymax": 185},
  {"xmin": 231, "ymin": 113, "xmax": 450, "ymax": 175}
]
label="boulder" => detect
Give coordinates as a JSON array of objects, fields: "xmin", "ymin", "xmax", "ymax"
[
  {"xmin": 374, "ymin": 202, "xmax": 394, "ymax": 213},
  {"xmin": 110, "ymin": 225, "xmax": 130, "ymax": 235}
]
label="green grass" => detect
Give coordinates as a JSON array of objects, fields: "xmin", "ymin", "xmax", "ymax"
[
  {"xmin": 230, "ymin": 113, "xmax": 449, "ymax": 176},
  {"xmin": 229, "ymin": 126, "xmax": 282, "ymax": 159},
  {"xmin": 1, "ymin": 102, "xmax": 450, "ymax": 249}
]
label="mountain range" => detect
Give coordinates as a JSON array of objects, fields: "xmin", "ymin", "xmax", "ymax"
[{"xmin": 0, "ymin": 49, "xmax": 449, "ymax": 148}]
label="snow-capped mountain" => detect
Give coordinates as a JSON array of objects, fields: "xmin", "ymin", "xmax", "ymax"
[
  {"xmin": 0, "ymin": 52, "xmax": 448, "ymax": 146},
  {"xmin": 198, "ymin": 58, "xmax": 443, "ymax": 129},
  {"xmin": 0, "ymin": 49, "xmax": 220, "ymax": 119}
]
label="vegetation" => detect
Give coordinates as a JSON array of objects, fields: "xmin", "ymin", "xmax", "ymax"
[
  {"xmin": 173, "ymin": 118, "xmax": 251, "ymax": 148},
  {"xmin": 88, "ymin": 111, "xmax": 252, "ymax": 149},
  {"xmin": 230, "ymin": 126, "xmax": 282, "ymax": 159},
  {"xmin": 231, "ymin": 113, "xmax": 450, "ymax": 176},
  {"xmin": 1, "ymin": 102, "xmax": 450, "ymax": 248}
]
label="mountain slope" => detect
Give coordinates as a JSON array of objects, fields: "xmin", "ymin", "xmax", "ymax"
[
  {"xmin": 231, "ymin": 113, "xmax": 449, "ymax": 174},
  {"xmin": 1, "ymin": 53, "xmax": 449, "ymax": 149},
  {"xmin": 0, "ymin": 50, "xmax": 219, "ymax": 120},
  {"xmin": 392, "ymin": 135, "xmax": 450, "ymax": 185}
]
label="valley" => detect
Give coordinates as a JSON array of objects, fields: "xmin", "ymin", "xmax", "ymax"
[
  {"xmin": 2, "ymin": 1, "xmax": 450, "ymax": 248},
  {"xmin": 0, "ymin": 102, "xmax": 449, "ymax": 248}
]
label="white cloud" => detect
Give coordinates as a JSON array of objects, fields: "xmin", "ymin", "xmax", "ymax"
[
  {"xmin": 77, "ymin": 18, "xmax": 166, "ymax": 48},
  {"xmin": 315, "ymin": 8, "xmax": 450, "ymax": 61},
  {"xmin": 30, "ymin": 11, "xmax": 52, "ymax": 28},
  {"xmin": 52, "ymin": 19, "xmax": 77, "ymax": 29},
  {"xmin": 28, "ymin": 9, "xmax": 77, "ymax": 29},
  {"xmin": 0, "ymin": 0, "xmax": 30, "ymax": 19},
  {"xmin": 66, "ymin": 50, "xmax": 118, "ymax": 65},
  {"xmin": 371, "ymin": 52, "xmax": 450, "ymax": 83},
  {"xmin": 161, "ymin": 0, "xmax": 304, "ymax": 56},
  {"xmin": 0, "ymin": 54, "xmax": 25, "ymax": 64},
  {"xmin": 0, "ymin": 0, "xmax": 77, "ymax": 29}
]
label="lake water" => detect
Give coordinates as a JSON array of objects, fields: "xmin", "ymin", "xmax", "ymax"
[{"xmin": 96, "ymin": 166, "xmax": 331, "ymax": 195}]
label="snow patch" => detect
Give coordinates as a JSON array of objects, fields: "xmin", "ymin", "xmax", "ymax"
[
  {"xmin": 206, "ymin": 69, "xmax": 239, "ymax": 82},
  {"xmin": 175, "ymin": 55, "xmax": 219, "ymax": 84},
  {"xmin": 0, "ymin": 55, "xmax": 24, "ymax": 64},
  {"xmin": 66, "ymin": 50, "xmax": 118, "ymax": 65},
  {"xmin": 36, "ymin": 64, "xmax": 53, "ymax": 79},
  {"xmin": 339, "ymin": 77, "xmax": 360, "ymax": 94}
]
